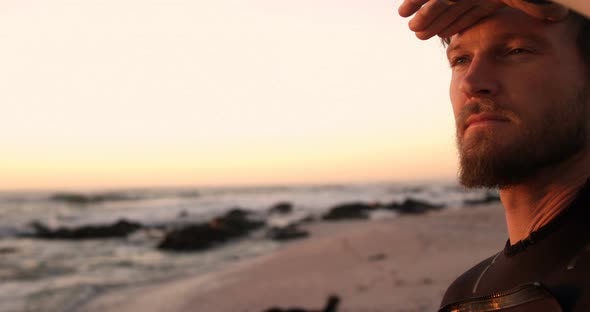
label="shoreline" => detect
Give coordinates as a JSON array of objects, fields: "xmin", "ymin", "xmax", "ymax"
[{"xmin": 78, "ymin": 203, "xmax": 507, "ymax": 312}]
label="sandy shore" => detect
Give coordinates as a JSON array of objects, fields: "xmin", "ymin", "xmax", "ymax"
[{"xmin": 79, "ymin": 204, "xmax": 507, "ymax": 312}]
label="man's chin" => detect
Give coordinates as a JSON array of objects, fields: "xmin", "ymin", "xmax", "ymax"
[
  {"xmin": 458, "ymin": 158, "xmax": 503, "ymax": 188},
  {"xmin": 458, "ymin": 143, "xmax": 585, "ymax": 189},
  {"xmin": 457, "ymin": 140, "xmax": 520, "ymax": 188},
  {"xmin": 459, "ymin": 137, "xmax": 500, "ymax": 162}
]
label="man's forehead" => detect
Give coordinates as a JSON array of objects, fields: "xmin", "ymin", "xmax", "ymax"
[{"xmin": 446, "ymin": 7, "xmax": 563, "ymax": 51}]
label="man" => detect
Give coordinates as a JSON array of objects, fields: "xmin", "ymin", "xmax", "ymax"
[{"xmin": 399, "ymin": 1, "xmax": 590, "ymax": 311}]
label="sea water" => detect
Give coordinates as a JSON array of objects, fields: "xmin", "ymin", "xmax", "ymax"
[{"xmin": 0, "ymin": 181, "xmax": 495, "ymax": 312}]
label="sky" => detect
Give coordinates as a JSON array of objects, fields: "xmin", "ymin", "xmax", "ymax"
[{"xmin": 0, "ymin": 0, "xmax": 457, "ymax": 191}]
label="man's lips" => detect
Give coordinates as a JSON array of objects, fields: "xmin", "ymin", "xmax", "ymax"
[{"xmin": 465, "ymin": 113, "xmax": 510, "ymax": 130}]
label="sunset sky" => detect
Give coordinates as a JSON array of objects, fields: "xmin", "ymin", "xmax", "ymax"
[{"xmin": 0, "ymin": 0, "xmax": 456, "ymax": 191}]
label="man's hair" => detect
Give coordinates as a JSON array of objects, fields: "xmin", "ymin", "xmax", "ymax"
[{"xmin": 442, "ymin": 13, "xmax": 590, "ymax": 74}]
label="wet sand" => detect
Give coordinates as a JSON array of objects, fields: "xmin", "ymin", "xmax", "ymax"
[{"xmin": 79, "ymin": 203, "xmax": 507, "ymax": 312}]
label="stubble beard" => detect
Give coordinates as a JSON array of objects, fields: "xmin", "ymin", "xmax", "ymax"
[{"xmin": 456, "ymin": 92, "xmax": 588, "ymax": 189}]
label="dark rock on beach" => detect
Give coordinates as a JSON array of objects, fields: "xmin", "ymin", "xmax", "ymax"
[
  {"xmin": 50, "ymin": 192, "xmax": 136, "ymax": 205},
  {"xmin": 402, "ymin": 186, "xmax": 425, "ymax": 193},
  {"xmin": 300, "ymin": 215, "xmax": 317, "ymax": 223},
  {"xmin": 322, "ymin": 202, "xmax": 379, "ymax": 221},
  {"xmin": 158, "ymin": 208, "xmax": 265, "ymax": 251},
  {"xmin": 464, "ymin": 192, "xmax": 501, "ymax": 206},
  {"xmin": 26, "ymin": 219, "xmax": 143, "ymax": 240},
  {"xmin": 268, "ymin": 202, "xmax": 293, "ymax": 215},
  {"xmin": 223, "ymin": 208, "xmax": 253, "ymax": 220},
  {"xmin": 263, "ymin": 295, "xmax": 340, "ymax": 312},
  {"xmin": 267, "ymin": 224, "xmax": 309, "ymax": 241},
  {"xmin": 384, "ymin": 198, "xmax": 444, "ymax": 214},
  {"xmin": 368, "ymin": 253, "xmax": 387, "ymax": 262},
  {"xmin": 0, "ymin": 246, "xmax": 18, "ymax": 254},
  {"xmin": 175, "ymin": 190, "xmax": 200, "ymax": 198},
  {"xmin": 322, "ymin": 199, "xmax": 444, "ymax": 221}
]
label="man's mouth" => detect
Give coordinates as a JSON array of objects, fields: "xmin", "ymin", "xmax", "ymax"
[{"xmin": 464, "ymin": 113, "xmax": 510, "ymax": 131}]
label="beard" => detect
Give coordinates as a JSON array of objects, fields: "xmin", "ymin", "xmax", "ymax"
[{"xmin": 456, "ymin": 91, "xmax": 588, "ymax": 189}]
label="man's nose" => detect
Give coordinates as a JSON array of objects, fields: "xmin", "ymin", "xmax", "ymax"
[{"xmin": 459, "ymin": 58, "xmax": 499, "ymax": 97}]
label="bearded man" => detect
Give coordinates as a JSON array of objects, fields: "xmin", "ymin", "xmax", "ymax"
[{"xmin": 399, "ymin": 1, "xmax": 590, "ymax": 311}]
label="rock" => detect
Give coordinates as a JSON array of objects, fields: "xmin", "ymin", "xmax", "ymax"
[
  {"xmin": 176, "ymin": 190, "xmax": 200, "ymax": 198},
  {"xmin": 49, "ymin": 192, "xmax": 135, "ymax": 205},
  {"xmin": 368, "ymin": 253, "xmax": 387, "ymax": 262},
  {"xmin": 0, "ymin": 247, "xmax": 18, "ymax": 254},
  {"xmin": 158, "ymin": 208, "xmax": 265, "ymax": 251},
  {"xmin": 263, "ymin": 295, "xmax": 340, "ymax": 312},
  {"xmin": 158, "ymin": 224, "xmax": 230, "ymax": 251},
  {"xmin": 322, "ymin": 202, "xmax": 378, "ymax": 221},
  {"xmin": 422, "ymin": 277, "xmax": 434, "ymax": 285},
  {"xmin": 300, "ymin": 215, "xmax": 316, "ymax": 223},
  {"xmin": 224, "ymin": 208, "xmax": 251, "ymax": 220},
  {"xmin": 384, "ymin": 198, "xmax": 444, "ymax": 214},
  {"xmin": 267, "ymin": 225, "xmax": 309, "ymax": 241},
  {"xmin": 464, "ymin": 192, "xmax": 501, "ymax": 206},
  {"xmin": 268, "ymin": 202, "xmax": 293, "ymax": 214},
  {"xmin": 402, "ymin": 186, "xmax": 425, "ymax": 193},
  {"xmin": 26, "ymin": 219, "xmax": 143, "ymax": 240}
]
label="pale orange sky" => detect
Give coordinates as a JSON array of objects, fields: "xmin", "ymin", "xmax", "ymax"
[{"xmin": 0, "ymin": 0, "xmax": 457, "ymax": 191}]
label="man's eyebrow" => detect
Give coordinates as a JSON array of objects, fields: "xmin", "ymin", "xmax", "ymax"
[
  {"xmin": 446, "ymin": 32, "xmax": 549, "ymax": 57},
  {"xmin": 496, "ymin": 33, "xmax": 550, "ymax": 46},
  {"xmin": 446, "ymin": 43, "xmax": 462, "ymax": 58}
]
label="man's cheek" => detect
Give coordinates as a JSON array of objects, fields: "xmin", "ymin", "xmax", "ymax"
[{"xmin": 449, "ymin": 80, "xmax": 464, "ymax": 118}]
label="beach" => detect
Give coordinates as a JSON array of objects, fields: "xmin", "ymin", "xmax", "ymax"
[{"xmin": 78, "ymin": 202, "xmax": 507, "ymax": 312}]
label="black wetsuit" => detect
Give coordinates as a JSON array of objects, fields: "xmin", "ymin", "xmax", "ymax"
[{"xmin": 439, "ymin": 182, "xmax": 590, "ymax": 312}]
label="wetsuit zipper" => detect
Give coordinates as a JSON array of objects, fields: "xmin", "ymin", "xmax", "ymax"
[{"xmin": 438, "ymin": 282, "xmax": 560, "ymax": 312}]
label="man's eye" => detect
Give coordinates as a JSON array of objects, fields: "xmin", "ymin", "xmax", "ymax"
[
  {"xmin": 450, "ymin": 56, "xmax": 470, "ymax": 67},
  {"xmin": 506, "ymin": 48, "xmax": 528, "ymax": 55}
]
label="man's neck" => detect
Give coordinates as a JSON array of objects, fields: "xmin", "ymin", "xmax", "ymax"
[{"xmin": 500, "ymin": 150, "xmax": 590, "ymax": 245}]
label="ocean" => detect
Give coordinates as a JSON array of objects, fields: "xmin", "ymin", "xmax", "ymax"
[{"xmin": 0, "ymin": 181, "xmax": 496, "ymax": 312}]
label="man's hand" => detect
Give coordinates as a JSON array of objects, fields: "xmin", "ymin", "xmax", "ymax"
[
  {"xmin": 398, "ymin": 0, "xmax": 570, "ymax": 40},
  {"xmin": 398, "ymin": 0, "xmax": 503, "ymax": 40}
]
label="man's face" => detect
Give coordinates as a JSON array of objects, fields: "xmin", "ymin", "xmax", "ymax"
[{"xmin": 447, "ymin": 8, "xmax": 589, "ymax": 188}]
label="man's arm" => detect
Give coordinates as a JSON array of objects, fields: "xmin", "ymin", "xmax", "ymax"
[{"xmin": 398, "ymin": 0, "xmax": 586, "ymax": 40}]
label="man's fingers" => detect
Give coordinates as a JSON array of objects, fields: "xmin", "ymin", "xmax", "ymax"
[
  {"xmin": 399, "ymin": 0, "xmax": 570, "ymax": 42},
  {"xmin": 413, "ymin": 3, "xmax": 475, "ymax": 40},
  {"xmin": 398, "ymin": 0, "xmax": 430, "ymax": 17},
  {"xmin": 408, "ymin": 0, "xmax": 460, "ymax": 32},
  {"xmin": 438, "ymin": 4, "xmax": 502, "ymax": 38}
]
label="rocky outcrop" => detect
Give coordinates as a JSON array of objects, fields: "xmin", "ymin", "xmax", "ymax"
[
  {"xmin": 322, "ymin": 198, "xmax": 443, "ymax": 220},
  {"xmin": 263, "ymin": 295, "xmax": 340, "ymax": 312},
  {"xmin": 0, "ymin": 247, "xmax": 18, "ymax": 254},
  {"xmin": 268, "ymin": 202, "xmax": 293, "ymax": 215},
  {"xmin": 27, "ymin": 219, "xmax": 143, "ymax": 240},
  {"xmin": 300, "ymin": 215, "xmax": 317, "ymax": 223},
  {"xmin": 322, "ymin": 202, "xmax": 378, "ymax": 221},
  {"xmin": 266, "ymin": 224, "xmax": 309, "ymax": 241},
  {"xmin": 49, "ymin": 192, "xmax": 137, "ymax": 205},
  {"xmin": 157, "ymin": 208, "xmax": 265, "ymax": 252},
  {"xmin": 464, "ymin": 192, "xmax": 501, "ymax": 206},
  {"xmin": 383, "ymin": 198, "xmax": 444, "ymax": 214}
]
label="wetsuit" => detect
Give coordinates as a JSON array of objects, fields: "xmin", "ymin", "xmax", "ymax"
[{"xmin": 439, "ymin": 181, "xmax": 590, "ymax": 312}]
